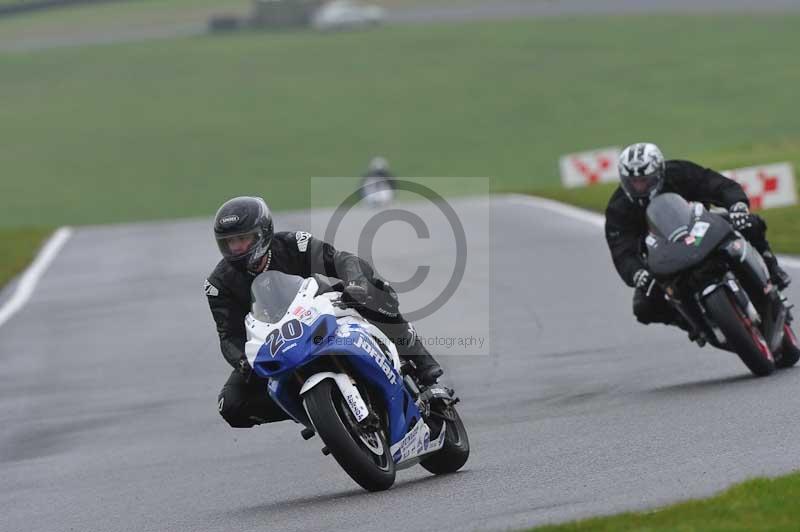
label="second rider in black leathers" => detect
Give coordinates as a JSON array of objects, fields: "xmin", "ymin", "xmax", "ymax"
[{"xmin": 605, "ymin": 142, "xmax": 791, "ymax": 332}]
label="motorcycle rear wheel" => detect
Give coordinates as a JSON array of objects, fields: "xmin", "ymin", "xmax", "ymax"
[{"xmin": 420, "ymin": 405, "xmax": 470, "ymax": 475}]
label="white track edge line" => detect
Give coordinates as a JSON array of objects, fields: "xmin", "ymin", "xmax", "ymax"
[
  {"xmin": 780, "ymin": 256, "xmax": 800, "ymax": 270},
  {"xmin": 0, "ymin": 227, "xmax": 73, "ymax": 328},
  {"xmin": 506, "ymin": 193, "xmax": 800, "ymax": 270},
  {"xmin": 507, "ymin": 193, "xmax": 605, "ymax": 227}
]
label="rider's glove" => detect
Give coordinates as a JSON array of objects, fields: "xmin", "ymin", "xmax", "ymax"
[
  {"xmin": 729, "ymin": 202, "xmax": 753, "ymax": 231},
  {"xmin": 343, "ymin": 279, "xmax": 370, "ymax": 305},
  {"xmin": 633, "ymin": 268, "xmax": 652, "ymax": 290},
  {"xmin": 237, "ymin": 356, "xmax": 252, "ymax": 378}
]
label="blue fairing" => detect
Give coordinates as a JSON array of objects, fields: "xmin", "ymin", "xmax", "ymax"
[
  {"xmin": 253, "ymin": 314, "xmax": 421, "ymax": 447},
  {"xmin": 253, "ymin": 314, "xmax": 336, "ymax": 378}
]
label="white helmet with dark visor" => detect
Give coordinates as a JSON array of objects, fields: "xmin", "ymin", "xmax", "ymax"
[{"xmin": 618, "ymin": 142, "xmax": 665, "ymax": 206}]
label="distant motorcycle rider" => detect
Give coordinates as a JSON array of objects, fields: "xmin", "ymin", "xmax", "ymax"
[
  {"xmin": 362, "ymin": 156, "xmax": 395, "ymax": 185},
  {"xmin": 605, "ymin": 142, "xmax": 791, "ymax": 331},
  {"xmin": 205, "ymin": 196, "xmax": 443, "ymax": 428},
  {"xmin": 359, "ymin": 156, "xmax": 396, "ymax": 207}
]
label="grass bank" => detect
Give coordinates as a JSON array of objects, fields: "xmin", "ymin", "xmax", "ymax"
[
  {"xmin": 0, "ymin": 228, "xmax": 54, "ymax": 289},
  {"xmin": 530, "ymin": 470, "xmax": 800, "ymax": 532},
  {"xmin": 2, "ymin": 16, "xmax": 800, "ymax": 226}
]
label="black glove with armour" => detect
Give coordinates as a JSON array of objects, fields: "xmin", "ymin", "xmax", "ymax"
[
  {"xmin": 237, "ymin": 356, "xmax": 252, "ymax": 378},
  {"xmin": 729, "ymin": 202, "xmax": 753, "ymax": 231},
  {"xmin": 343, "ymin": 279, "xmax": 371, "ymax": 306}
]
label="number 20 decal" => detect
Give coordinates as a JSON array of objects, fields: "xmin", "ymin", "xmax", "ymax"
[{"xmin": 265, "ymin": 318, "xmax": 304, "ymax": 356}]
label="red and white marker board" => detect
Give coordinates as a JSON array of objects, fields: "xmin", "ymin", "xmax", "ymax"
[
  {"xmin": 722, "ymin": 162, "xmax": 797, "ymax": 211},
  {"xmin": 559, "ymin": 147, "xmax": 621, "ymax": 188}
]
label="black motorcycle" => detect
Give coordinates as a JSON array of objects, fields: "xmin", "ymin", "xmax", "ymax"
[{"xmin": 645, "ymin": 193, "xmax": 799, "ymax": 376}]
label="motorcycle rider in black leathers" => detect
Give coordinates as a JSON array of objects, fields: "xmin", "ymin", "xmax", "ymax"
[
  {"xmin": 605, "ymin": 142, "xmax": 792, "ymax": 334},
  {"xmin": 206, "ymin": 196, "xmax": 443, "ymax": 428}
]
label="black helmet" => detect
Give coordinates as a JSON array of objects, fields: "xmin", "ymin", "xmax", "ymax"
[{"xmin": 213, "ymin": 196, "xmax": 273, "ymax": 272}]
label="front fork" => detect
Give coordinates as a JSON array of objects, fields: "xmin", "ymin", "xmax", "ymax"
[
  {"xmin": 721, "ymin": 236, "xmax": 772, "ymax": 293},
  {"xmin": 721, "ymin": 236, "xmax": 788, "ymax": 352},
  {"xmin": 656, "ymin": 280, "xmax": 716, "ymax": 345}
]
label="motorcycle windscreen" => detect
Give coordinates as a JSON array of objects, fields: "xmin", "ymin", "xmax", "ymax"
[
  {"xmin": 648, "ymin": 211, "xmax": 732, "ymax": 278},
  {"xmin": 251, "ymin": 271, "xmax": 305, "ymax": 323},
  {"xmin": 646, "ymin": 193, "xmax": 694, "ymax": 241}
]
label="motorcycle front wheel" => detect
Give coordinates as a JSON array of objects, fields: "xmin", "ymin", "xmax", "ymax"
[
  {"xmin": 704, "ymin": 289, "xmax": 775, "ymax": 376},
  {"xmin": 304, "ymin": 379, "xmax": 395, "ymax": 491}
]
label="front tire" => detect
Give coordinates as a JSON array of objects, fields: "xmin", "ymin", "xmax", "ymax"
[
  {"xmin": 304, "ymin": 379, "xmax": 395, "ymax": 491},
  {"xmin": 420, "ymin": 405, "xmax": 470, "ymax": 475},
  {"xmin": 704, "ymin": 289, "xmax": 775, "ymax": 376}
]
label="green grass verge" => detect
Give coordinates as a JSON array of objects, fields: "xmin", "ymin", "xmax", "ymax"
[
  {"xmin": 2, "ymin": 16, "xmax": 800, "ymax": 227},
  {"xmin": 530, "ymin": 470, "xmax": 800, "ymax": 531},
  {"xmin": 0, "ymin": 228, "xmax": 54, "ymax": 289},
  {"xmin": 530, "ymin": 140, "xmax": 800, "ymax": 255}
]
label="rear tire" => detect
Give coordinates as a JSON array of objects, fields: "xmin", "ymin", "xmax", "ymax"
[
  {"xmin": 420, "ymin": 406, "xmax": 470, "ymax": 475},
  {"xmin": 777, "ymin": 323, "xmax": 800, "ymax": 369},
  {"xmin": 304, "ymin": 379, "xmax": 395, "ymax": 491},
  {"xmin": 704, "ymin": 289, "xmax": 775, "ymax": 376}
]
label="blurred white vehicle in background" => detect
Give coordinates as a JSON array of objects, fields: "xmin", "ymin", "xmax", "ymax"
[{"xmin": 312, "ymin": 0, "xmax": 385, "ymax": 30}]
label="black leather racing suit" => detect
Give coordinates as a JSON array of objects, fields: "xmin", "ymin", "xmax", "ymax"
[
  {"xmin": 604, "ymin": 160, "xmax": 774, "ymax": 325},
  {"xmin": 205, "ymin": 231, "xmax": 424, "ymax": 428}
]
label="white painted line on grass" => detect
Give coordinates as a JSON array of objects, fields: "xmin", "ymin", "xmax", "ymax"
[
  {"xmin": 0, "ymin": 227, "xmax": 73, "ymax": 329},
  {"xmin": 507, "ymin": 193, "xmax": 800, "ymax": 269}
]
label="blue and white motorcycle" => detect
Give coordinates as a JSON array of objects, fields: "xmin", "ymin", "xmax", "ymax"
[{"xmin": 244, "ymin": 271, "xmax": 470, "ymax": 491}]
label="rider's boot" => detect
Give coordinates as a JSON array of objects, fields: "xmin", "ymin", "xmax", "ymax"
[
  {"xmin": 762, "ymin": 250, "xmax": 792, "ymax": 291},
  {"xmin": 378, "ymin": 319, "xmax": 443, "ymax": 385},
  {"xmin": 399, "ymin": 334, "xmax": 443, "ymax": 385},
  {"xmin": 408, "ymin": 351, "xmax": 444, "ymax": 385},
  {"xmin": 402, "ymin": 346, "xmax": 443, "ymax": 385}
]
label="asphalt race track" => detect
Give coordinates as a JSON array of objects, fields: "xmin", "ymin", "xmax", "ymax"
[
  {"xmin": 2, "ymin": 195, "xmax": 800, "ymax": 532},
  {"xmin": 388, "ymin": 0, "xmax": 800, "ymax": 24}
]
